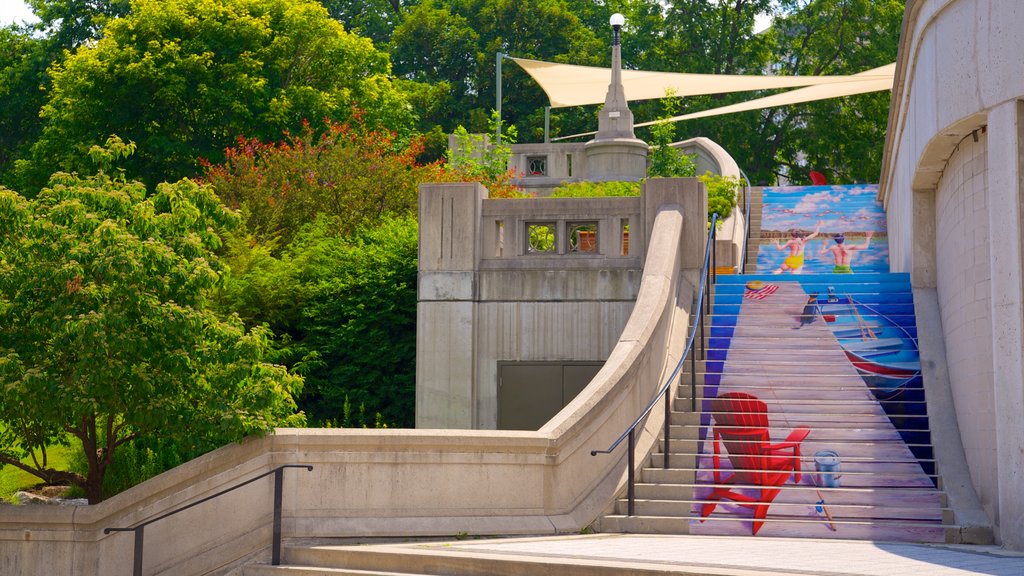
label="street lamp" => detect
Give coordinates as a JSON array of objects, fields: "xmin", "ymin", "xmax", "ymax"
[{"xmin": 610, "ymin": 13, "xmax": 625, "ymax": 45}]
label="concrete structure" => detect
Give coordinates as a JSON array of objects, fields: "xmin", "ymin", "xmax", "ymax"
[
  {"xmin": 416, "ymin": 180, "xmax": 708, "ymax": 429},
  {"xmin": 879, "ymin": 0, "xmax": 1024, "ymax": 550},
  {"xmin": 0, "ymin": 179, "xmax": 709, "ymax": 575}
]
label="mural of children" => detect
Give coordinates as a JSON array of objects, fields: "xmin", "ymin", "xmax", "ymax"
[
  {"xmin": 771, "ymin": 221, "xmax": 823, "ymax": 274},
  {"xmin": 821, "ymin": 231, "xmax": 874, "ymax": 273}
]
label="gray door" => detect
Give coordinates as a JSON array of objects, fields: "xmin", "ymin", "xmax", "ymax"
[{"xmin": 497, "ymin": 362, "xmax": 602, "ymax": 430}]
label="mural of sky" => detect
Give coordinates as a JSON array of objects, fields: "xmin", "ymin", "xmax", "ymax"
[{"xmin": 757, "ymin": 185, "xmax": 889, "ymax": 274}]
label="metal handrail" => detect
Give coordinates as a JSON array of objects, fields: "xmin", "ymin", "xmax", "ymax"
[
  {"xmin": 104, "ymin": 464, "xmax": 313, "ymax": 576},
  {"xmin": 590, "ymin": 212, "xmax": 719, "ymax": 516},
  {"xmin": 739, "ymin": 170, "xmax": 753, "ymax": 274}
]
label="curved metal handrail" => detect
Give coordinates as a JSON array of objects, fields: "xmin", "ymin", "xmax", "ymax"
[
  {"xmin": 589, "ymin": 212, "xmax": 719, "ymax": 515},
  {"xmin": 104, "ymin": 464, "xmax": 313, "ymax": 575},
  {"xmin": 591, "ymin": 212, "xmax": 718, "ymax": 457}
]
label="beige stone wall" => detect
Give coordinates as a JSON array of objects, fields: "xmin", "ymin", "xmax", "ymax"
[
  {"xmin": 933, "ymin": 134, "xmax": 998, "ymax": 517},
  {"xmin": 880, "ymin": 0, "xmax": 1024, "ymax": 549}
]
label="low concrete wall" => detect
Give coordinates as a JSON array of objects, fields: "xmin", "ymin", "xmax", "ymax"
[{"xmin": 0, "ymin": 184, "xmax": 705, "ymax": 575}]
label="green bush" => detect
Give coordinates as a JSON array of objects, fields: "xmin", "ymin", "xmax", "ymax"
[
  {"xmin": 549, "ymin": 181, "xmax": 641, "ymax": 197},
  {"xmin": 219, "ymin": 215, "xmax": 418, "ymax": 427},
  {"xmin": 699, "ymin": 172, "xmax": 741, "ymax": 222}
]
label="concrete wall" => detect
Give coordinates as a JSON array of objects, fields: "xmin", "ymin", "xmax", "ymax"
[
  {"xmin": 0, "ymin": 180, "xmax": 709, "ymax": 574},
  {"xmin": 416, "ymin": 181, "xmax": 709, "ymax": 430},
  {"xmin": 879, "ymin": 0, "xmax": 1024, "ymax": 549}
]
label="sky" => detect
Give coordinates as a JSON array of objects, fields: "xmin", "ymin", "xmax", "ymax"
[{"xmin": 0, "ymin": 0, "xmax": 37, "ymax": 26}]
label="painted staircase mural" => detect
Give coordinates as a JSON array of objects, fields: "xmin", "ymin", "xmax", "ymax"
[
  {"xmin": 693, "ymin": 184, "xmax": 938, "ymax": 540},
  {"xmin": 602, "ymin": 185, "xmax": 948, "ymax": 542}
]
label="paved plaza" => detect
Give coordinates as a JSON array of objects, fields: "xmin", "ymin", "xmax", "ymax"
[{"xmin": 409, "ymin": 533, "xmax": 1024, "ymax": 576}]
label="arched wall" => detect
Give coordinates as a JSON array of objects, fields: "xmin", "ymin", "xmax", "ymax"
[{"xmin": 880, "ymin": 0, "xmax": 1024, "ymax": 549}]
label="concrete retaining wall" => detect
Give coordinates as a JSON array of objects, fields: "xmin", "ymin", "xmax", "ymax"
[{"xmin": 880, "ymin": 0, "xmax": 1024, "ymax": 549}]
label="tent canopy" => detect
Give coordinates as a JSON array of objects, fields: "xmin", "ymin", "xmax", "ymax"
[{"xmin": 510, "ymin": 57, "xmax": 895, "ymax": 109}]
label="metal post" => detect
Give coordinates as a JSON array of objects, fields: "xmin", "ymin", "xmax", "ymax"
[
  {"xmin": 495, "ymin": 52, "xmax": 503, "ymax": 144},
  {"xmin": 700, "ymin": 306, "xmax": 706, "ymax": 361},
  {"xmin": 627, "ymin": 429, "xmax": 636, "ymax": 516},
  {"xmin": 272, "ymin": 467, "xmax": 284, "ymax": 565},
  {"xmin": 690, "ymin": 344, "xmax": 697, "ymax": 412},
  {"xmin": 663, "ymin": 387, "xmax": 671, "ymax": 469},
  {"xmin": 544, "ymin": 106, "xmax": 551, "ymax": 143},
  {"xmin": 133, "ymin": 527, "xmax": 144, "ymax": 576}
]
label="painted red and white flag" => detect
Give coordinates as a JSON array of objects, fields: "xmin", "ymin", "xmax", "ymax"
[{"xmin": 744, "ymin": 284, "xmax": 779, "ymax": 300}]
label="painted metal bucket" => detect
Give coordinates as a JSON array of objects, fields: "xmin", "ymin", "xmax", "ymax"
[{"xmin": 814, "ymin": 450, "xmax": 842, "ymax": 488}]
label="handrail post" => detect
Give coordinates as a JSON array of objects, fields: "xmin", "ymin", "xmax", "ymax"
[
  {"xmin": 690, "ymin": 344, "xmax": 697, "ymax": 412},
  {"xmin": 133, "ymin": 527, "xmax": 144, "ymax": 576},
  {"xmin": 627, "ymin": 429, "xmax": 636, "ymax": 516},
  {"xmin": 272, "ymin": 467, "xmax": 284, "ymax": 565},
  {"xmin": 663, "ymin": 386, "xmax": 671, "ymax": 469}
]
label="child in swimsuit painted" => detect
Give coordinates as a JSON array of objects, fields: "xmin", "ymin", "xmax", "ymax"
[
  {"xmin": 820, "ymin": 230, "xmax": 873, "ymax": 273},
  {"xmin": 771, "ymin": 221, "xmax": 823, "ymax": 274}
]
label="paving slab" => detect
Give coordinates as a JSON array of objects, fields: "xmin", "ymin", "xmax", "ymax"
[{"xmin": 419, "ymin": 534, "xmax": 1024, "ymax": 576}]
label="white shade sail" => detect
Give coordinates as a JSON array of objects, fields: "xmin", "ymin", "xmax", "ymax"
[
  {"xmin": 550, "ymin": 63, "xmax": 896, "ymax": 141},
  {"xmin": 510, "ymin": 57, "xmax": 895, "ymax": 109},
  {"xmin": 634, "ymin": 63, "xmax": 897, "ymax": 126}
]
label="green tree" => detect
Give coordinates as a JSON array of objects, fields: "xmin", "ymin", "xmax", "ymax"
[
  {"xmin": 0, "ymin": 141, "xmax": 305, "ymax": 503},
  {"xmin": 27, "ymin": 0, "xmax": 131, "ymax": 49},
  {"xmin": 17, "ymin": 0, "xmax": 415, "ymax": 195},
  {"xmin": 218, "ymin": 216, "xmax": 418, "ymax": 427},
  {"xmin": 205, "ymin": 120, "xmax": 428, "ymax": 249}
]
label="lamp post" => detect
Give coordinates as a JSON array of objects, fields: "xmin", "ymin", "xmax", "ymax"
[{"xmin": 585, "ymin": 12, "xmax": 648, "ymax": 181}]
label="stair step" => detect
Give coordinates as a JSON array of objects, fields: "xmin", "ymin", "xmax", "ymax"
[
  {"xmin": 600, "ymin": 514, "xmax": 953, "ymax": 542},
  {"xmin": 246, "ymin": 566, "xmax": 424, "ymax": 576},
  {"xmin": 615, "ymin": 498, "xmax": 947, "ymax": 521}
]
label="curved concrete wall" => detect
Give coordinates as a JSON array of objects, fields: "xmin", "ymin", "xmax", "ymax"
[
  {"xmin": 880, "ymin": 0, "xmax": 1024, "ymax": 549},
  {"xmin": 0, "ymin": 183, "xmax": 707, "ymax": 574}
]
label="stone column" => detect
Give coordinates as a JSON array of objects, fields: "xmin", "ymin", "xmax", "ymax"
[
  {"xmin": 985, "ymin": 100, "xmax": 1024, "ymax": 548},
  {"xmin": 416, "ymin": 183, "xmax": 486, "ymax": 429}
]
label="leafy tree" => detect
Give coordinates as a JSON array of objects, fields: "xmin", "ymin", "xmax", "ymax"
[
  {"xmin": 27, "ymin": 0, "xmax": 131, "ymax": 49},
  {"xmin": 319, "ymin": 0, "xmax": 413, "ymax": 47},
  {"xmin": 17, "ymin": 0, "xmax": 415, "ymax": 195},
  {"xmin": 0, "ymin": 140, "xmax": 305, "ymax": 503},
  {"xmin": 218, "ymin": 216, "xmax": 418, "ymax": 427},
  {"xmin": 205, "ymin": 119, "xmax": 429, "ymax": 249},
  {"xmin": 0, "ymin": 27, "xmax": 50, "ymax": 185},
  {"xmin": 647, "ymin": 90, "xmax": 697, "ymax": 178}
]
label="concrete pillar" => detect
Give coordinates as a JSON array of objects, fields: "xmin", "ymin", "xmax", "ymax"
[
  {"xmin": 642, "ymin": 178, "xmax": 708, "ymax": 271},
  {"xmin": 416, "ymin": 183, "xmax": 486, "ymax": 429},
  {"xmin": 985, "ymin": 100, "xmax": 1024, "ymax": 549},
  {"xmin": 912, "ymin": 188, "xmax": 938, "ymax": 288}
]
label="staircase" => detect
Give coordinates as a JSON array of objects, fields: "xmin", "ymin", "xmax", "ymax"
[{"xmin": 601, "ymin": 184, "xmax": 954, "ymax": 542}]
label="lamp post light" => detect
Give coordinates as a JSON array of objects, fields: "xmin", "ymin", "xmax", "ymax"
[{"xmin": 610, "ymin": 13, "xmax": 625, "ymax": 46}]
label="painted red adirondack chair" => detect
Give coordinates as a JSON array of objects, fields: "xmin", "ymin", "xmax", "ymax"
[{"xmin": 700, "ymin": 392, "xmax": 812, "ymax": 535}]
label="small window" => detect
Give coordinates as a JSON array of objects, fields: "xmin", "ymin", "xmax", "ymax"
[
  {"xmin": 621, "ymin": 219, "xmax": 630, "ymax": 256},
  {"xmin": 495, "ymin": 220, "xmax": 505, "ymax": 257},
  {"xmin": 568, "ymin": 222, "xmax": 598, "ymax": 253},
  {"xmin": 526, "ymin": 222, "xmax": 556, "ymax": 254},
  {"xmin": 566, "ymin": 154, "xmax": 573, "ymax": 177},
  {"xmin": 527, "ymin": 155, "xmax": 547, "ymax": 176}
]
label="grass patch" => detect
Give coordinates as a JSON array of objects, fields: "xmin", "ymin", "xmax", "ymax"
[{"xmin": 0, "ymin": 445, "xmax": 77, "ymax": 503}]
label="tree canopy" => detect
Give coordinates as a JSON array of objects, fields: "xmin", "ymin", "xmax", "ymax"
[
  {"xmin": 0, "ymin": 141, "xmax": 305, "ymax": 503},
  {"xmin": 15, "ymin": 0, "xmax": 414, "ymax": 194}
]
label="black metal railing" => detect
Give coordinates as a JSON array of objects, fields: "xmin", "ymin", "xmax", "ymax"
[
  {"xmin": 590, "ymin": 212, "xmax": 719, "ymax": 516},
  {"xmin": 104, "ymin": 464, "xmax": 313, "ymax": 576},
  {"xmin": 739, "ymin": 171, "xmax": 753, "ymax": 274}
]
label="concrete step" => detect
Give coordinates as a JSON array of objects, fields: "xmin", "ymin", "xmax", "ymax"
[
  {"xmin": 599, "ymin": 514, "xmax": 954, "ymax": 542},
  {"xmin": 246, "ymin": 566, "xmax": 425, "ymax": 576},
  {"xmin": 614, "ymin": 498, "xmax": 948, "ymax": 522}
]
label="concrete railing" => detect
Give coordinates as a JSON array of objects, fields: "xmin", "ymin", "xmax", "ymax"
[{"xmin": 1, "ymin": 180, "xmax": 706, "ymax": 575}]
